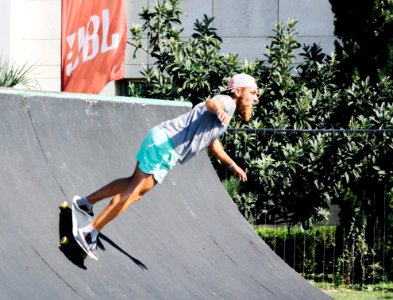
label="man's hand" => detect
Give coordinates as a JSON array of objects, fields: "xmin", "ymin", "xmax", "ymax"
[
  {"xmin": 208, "ymin": 139, "xmax": 247, "ymax": 182},
  {"xmin": 230, "ymin": 164, "xmax": 248, "ymax": 182},
  {"xmin": 216, "ymin": 109, "xmax": 230, "ymax": 127},
  {"xmin": 206, "ymin": 99, "xmax": 229, "ymax": 126}
]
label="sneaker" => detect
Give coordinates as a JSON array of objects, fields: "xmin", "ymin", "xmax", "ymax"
[
  {"xmin": 76, "ymin": 227, "xmax": 98, "ymax": 260},
  {"xmin": 72, "ymin": 195, "xmax": 94, "ymax": 217}
]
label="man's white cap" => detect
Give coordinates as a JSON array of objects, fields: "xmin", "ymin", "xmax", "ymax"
[{"xmin": 227, "ymin": 73, "xmax": 257, "ymax": 90}]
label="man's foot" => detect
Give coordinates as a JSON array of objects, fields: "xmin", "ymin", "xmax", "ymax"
[
  {"xmin": 72, "ymin": 195, "xmax": 94, "ymax": 217},
  {"xmin": 76, "ymin": 226, "xmax": 98, "ymax": 260}
]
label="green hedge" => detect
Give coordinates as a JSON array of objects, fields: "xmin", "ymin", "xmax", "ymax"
[{"xmin": 255, "ymin": 226, "xmax": 339, "ymax": 281}]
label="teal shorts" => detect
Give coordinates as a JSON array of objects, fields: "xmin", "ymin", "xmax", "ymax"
[{"xmin": 136, "ymin": 125, "xmax": 179, "ymax": 183}]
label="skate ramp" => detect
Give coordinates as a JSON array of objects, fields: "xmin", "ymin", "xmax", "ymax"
[{"xmin": 0, "ymin": 89, "xmax": 331, "ymax": 299}]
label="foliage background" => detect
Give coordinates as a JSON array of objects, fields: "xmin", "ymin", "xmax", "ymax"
[
  {"xmin": 329, "ymin": 0, "xmax": 393, "ymax": 84},
  {"xmin": 129, "ymin": 0, "xmax": 393, "ymax": 284}
]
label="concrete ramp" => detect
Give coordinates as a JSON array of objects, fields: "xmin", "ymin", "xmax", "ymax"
[{"xmin": 0, "ymin": 89, "xmax": 330, "ymax": 299}]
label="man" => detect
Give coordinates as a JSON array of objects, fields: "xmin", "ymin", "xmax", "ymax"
[{"xmin": 73, "ymin": 73, "xmax": 259, "ymax": 260}]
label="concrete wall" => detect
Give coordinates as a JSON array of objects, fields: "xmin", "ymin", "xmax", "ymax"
[{"xmin": 0, "ymin": 0, "xmax": 335, "ymax": 95}]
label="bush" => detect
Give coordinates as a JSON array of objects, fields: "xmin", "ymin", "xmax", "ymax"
[{"xmin": 256, "ymin": 226, "xmax": 338, "ymax": 281}]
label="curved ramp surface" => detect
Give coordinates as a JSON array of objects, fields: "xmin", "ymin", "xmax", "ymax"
[{"xmin": 0, "ymin": 89, "xmax": 331, "ymax": 300}]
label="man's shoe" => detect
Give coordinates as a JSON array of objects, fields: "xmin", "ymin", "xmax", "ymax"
[
  {"xmin": 76, "ymin": 227, "xmax": 98, "ymax": 260},
  {"xmin": 72, "ymin": 195, "xmax": 94, "ymax": 217}
]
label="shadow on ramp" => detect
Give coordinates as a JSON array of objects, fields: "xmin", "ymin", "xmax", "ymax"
[
  {"xmin": 98, "ymin": 233, "xmax": 148, "ymax": 270},
  {"xmin": 58, "ymin": 206, "xmax": 147, "ymax": 271}
]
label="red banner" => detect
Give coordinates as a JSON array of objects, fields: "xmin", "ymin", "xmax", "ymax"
[{"xmin": 61, "ymin": 0, "xmax": 127, "ymax": 94}]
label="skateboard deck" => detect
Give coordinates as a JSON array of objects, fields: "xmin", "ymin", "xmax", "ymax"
[
  {"xmin": 71, "ymin": 200, "xmax": 95, "ymax": 259},
  {"xmin": 59, "ymin": 201, "xmax": 88, "ymax": 266}
]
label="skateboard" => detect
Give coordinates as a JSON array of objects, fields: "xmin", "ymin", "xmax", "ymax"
[{"xmin": 58, "ymin": 201, "xmax": 92, "ymax": 263}]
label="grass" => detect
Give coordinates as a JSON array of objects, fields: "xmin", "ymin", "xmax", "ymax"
[{"xmin": 312, "ymin": 281, "xmax": 393, "ymax": 300}]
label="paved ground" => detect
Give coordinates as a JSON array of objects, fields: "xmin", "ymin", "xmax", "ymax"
[{"xmin": 0, "ymin": 89, "xmax": 331, "ymax": 299}]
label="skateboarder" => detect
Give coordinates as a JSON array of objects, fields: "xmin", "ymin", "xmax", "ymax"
[{"xmin": 73, "ymin": 73, "xmax": 259, "ymax": 259}]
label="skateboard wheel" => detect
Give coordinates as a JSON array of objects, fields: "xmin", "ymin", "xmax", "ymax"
[
  {"xmin": 60, "ymin": 236, "xmax": 69, "ymax": 245},
  {"xmin": 82, "ymin": 253, "xmax": 88, "ymax": 260},
  {"xmin": 59, "ymin": 201, "xmax": 69, "ymax": 209}
]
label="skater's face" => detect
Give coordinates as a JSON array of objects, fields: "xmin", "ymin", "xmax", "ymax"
[{"xmin": 236, "ymin": 87, "xmax": 259, "ymax": 122}]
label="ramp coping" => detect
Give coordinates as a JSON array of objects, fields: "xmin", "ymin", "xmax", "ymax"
[{"xmin": 0, "ymin": 87, "xmax": 192, "ymax": 108}]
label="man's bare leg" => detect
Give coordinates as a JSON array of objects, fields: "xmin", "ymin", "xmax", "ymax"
[
  {"xmin": 91, "ymin": 166, "xmax": 157, "ymax": 232},
  {"xmin": 84, "ymin": 163, "xmax": 145, "ymax": 205},
  {"xmin": 74, "ymin": 164, "xmax": 157, "ymax": 260},
  {"xmin": 86, "ymin": 177, "xmax": 133, "ymax": 205}
]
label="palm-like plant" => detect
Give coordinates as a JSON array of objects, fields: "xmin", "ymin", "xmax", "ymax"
[{"xmin": 0, "ymin": 55, "xmax": 36, "ymax": 88}]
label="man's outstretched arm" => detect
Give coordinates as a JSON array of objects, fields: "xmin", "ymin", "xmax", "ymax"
[{"xmin": 208, "ymin": 139, "xmax": 247, "ymax": 182}]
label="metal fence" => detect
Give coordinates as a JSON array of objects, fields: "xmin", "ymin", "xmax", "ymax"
[{"xmin": 221, "ymin": 127, "xmax": 392, "ymax": 291}]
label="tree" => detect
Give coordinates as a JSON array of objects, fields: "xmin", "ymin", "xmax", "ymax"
[
  {"xmin": 329, "ymin": 0, "xmax": 393, "ymax": 83},
  {"xmin": 129, "ymin": 0, "xmax": 243, "ymax": 106},
  {"xmin": 228, "ymin": 21, "xmax": 342, "ymax": 228}
]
